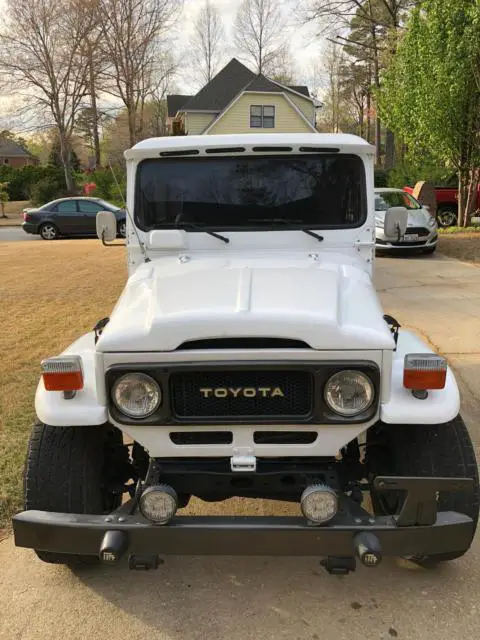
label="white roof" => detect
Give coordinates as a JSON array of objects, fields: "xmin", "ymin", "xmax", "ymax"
[
  {"xmin": 125, "ymin": 133, "xmax": 375, "ymax": 161},
  {"xmin": 374, "ymin": 188, "xmax": 406, "ymax": 193}
]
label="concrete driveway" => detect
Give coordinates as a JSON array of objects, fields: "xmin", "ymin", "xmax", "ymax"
[{"xmin": 1, "ymin": 253, "xmax": 479, "ymax": 640}]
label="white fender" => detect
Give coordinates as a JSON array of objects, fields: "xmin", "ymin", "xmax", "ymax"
[
  {"xmin": 35, "ymin": 332, "xmax": 107, "ymax": 427},
  {"xmin": 380, "ymin": 330, "xmax": 460, "ymax": 425}
]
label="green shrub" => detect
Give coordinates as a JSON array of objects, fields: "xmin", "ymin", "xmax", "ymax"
[
  {"xmin": 85, "ymin": 168, "xmax": 126, "ymax": 205},
  {"xmin": 0, "ymin": 165, "xmax": 67, "ymax": 201},
  {"xmin": 374, "ymin": 169, "xmax": 390, "ymax": 187},
  {"xmin": 387, "ymin": 163, "xmax": 452, "ymax": 189},
  {"xmin": 30, "ymin": 177, "xmax": 66, "ymax": 205}
]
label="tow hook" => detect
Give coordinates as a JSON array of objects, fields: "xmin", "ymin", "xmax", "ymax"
[{"xmin": 354, "ymin": 532, "xmax": 383, "ymax": 568}]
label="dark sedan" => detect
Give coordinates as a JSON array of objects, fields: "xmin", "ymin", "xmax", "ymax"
[{"xmin": 22, "ymin": 197, "xmax": 126, "ymax": 240}]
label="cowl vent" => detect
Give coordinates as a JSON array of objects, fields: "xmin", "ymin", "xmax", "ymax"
[{"xmin": 176, "ymin": 338, "xmax": 312, "ymax": 350}]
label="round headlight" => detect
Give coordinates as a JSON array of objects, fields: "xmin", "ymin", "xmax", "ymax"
[
  {"xmin": 324, "ymin": 370, "xmax": 374, "ymax": 417},
  {"xmin": 112, "ymin": 372, "xmax": 161, "ymax": 418}
]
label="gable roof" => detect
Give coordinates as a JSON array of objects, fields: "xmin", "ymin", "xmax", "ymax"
[
  {"xmin": 167, "ymin": 94, "xmax": 193, "ymax": 118},
  {"xmin": 288, "ymin": 85, "xmax": 310, "ymax": 97},
  {"xmin": 180, "ymin": 58, "xmax": 256, "ymax": 111},
  {"xmin": 0, "ymin": 138, "xmax": 34, "ymax": 158},
  {"xmin": 167, "ymin": 59, "xmax": 316, "ymax": 117}
]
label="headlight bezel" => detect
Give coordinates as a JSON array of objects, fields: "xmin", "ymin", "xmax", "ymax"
[
  {"xmin": 324, "ymin": 369, "xmax": 375, "ymax": 417},
  {"xmin": 112, "ymin": 372, "xmax": 162, "ymax": 419}
]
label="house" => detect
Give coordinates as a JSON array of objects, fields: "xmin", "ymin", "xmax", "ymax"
[
  {"xmin": 167, "ymin": 58, "xmax": 320, "ymax": 136},
  {"xmin": 0, "ymin": 138, "xmax": 39, "ymax": 168}
]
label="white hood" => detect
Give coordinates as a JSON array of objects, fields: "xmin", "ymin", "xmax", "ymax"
[{"xmin": 97, "ymin": 255, "xmax": 395, "ymax": 352}]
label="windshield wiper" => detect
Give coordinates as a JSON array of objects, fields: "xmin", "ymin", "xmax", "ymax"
[
  {"xmin": 252, "ymin": 218, "xmax": 324, "ymax": 242},
  {"xmin": 175, "ymin": 221, "xmax": 230, "ymax": 243}
]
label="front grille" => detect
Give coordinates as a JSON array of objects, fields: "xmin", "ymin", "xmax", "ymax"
[
  {"xmin": 405, "ymin": 226, "xmax": 429, "ymax": 237},
  {"xmin": 170, "ymin": 369, "xmax": 313, "ymax": 421}
]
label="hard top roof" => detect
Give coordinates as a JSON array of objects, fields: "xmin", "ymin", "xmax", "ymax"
[{"xmin": 125, "ymin": 133, "xmax": 375, "ymax": 161}]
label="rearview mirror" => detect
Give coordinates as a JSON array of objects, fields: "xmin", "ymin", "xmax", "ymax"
[
  {"xmin": 384, "ymin": 206, "xmax": 408, "ymax": 239},
  {"xmin": 96, "ymin": 211, "xmax": 117, "ymax": 243}
]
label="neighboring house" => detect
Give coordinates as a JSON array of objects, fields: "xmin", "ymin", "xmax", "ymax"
[
  {"xmin": 0, "ymin": 138, "xmax": 39, "ymax": 168},
  {"xmin": 167, "ymin": 58, "xmax": 321, "ymax": 136}
]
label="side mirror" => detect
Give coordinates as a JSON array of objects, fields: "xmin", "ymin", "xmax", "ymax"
[
  {"xmin": 96, "ymin": 211, "xmax": 117, "ymax": 243},
  {"xmin": 384, "ymin": 206, "xmax": 408, "ymax": 239}
]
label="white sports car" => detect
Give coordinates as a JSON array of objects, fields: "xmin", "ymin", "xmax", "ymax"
[{"xmin": 375, "ymin": 188, "xmax": 438, "ymax": 254}]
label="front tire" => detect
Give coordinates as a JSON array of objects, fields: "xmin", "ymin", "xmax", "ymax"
[
  {"xmin": 368, "ymin": 416, "xmax": 479, "ymax": 565},
  {"xmin": 24, "ymin": 422, "xmax": 127, "ymax": 566}
]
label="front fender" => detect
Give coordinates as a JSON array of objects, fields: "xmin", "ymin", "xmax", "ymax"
[
  {"xmin": 380, "ymin": 330, "xmax": 460, "ymax": 425},
  {"xmin": 35, "ymin": 332, "xmax": 107, "ymax": 426}
]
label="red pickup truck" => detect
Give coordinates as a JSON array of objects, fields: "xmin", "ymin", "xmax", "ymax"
[{"xmin": 404, "ymin": 179, "xmax": 480, "ymax": 227}]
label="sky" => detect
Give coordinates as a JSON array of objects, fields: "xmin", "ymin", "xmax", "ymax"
[
  {"xmin": 178, "ymin": 0, "xmax": 326, "ymax": 93},
  {"xmin": 0, "ymin": 0, "xmax": 327, "ymax": 134}
]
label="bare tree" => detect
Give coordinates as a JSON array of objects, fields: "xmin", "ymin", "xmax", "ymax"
[
  {"xmin": 98, "ymin": 0, "xmax": 181, "ymax": 147},
  {"xmin": 190, "ymin": 1, "xmax": 225, "ymax": 85},
  {"xmin": 234, "ymin": 0, "xmax": 288, "ymax": 75},
  {"xmin": 0, "ymin": 0, "xmax": 97, "ymax": 191}
]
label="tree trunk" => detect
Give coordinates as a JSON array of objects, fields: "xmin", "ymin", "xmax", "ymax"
[
  {"xmin": 462, "ymin": 168, "xmax": 480, "ymax": 227},
  {"xmin": 366, "ymin": 90, "xmax": 371, "ymax": 144},
  {"xmin": 58, "ymin": 131, "xmax": 74, "ymax": 193},
  {"xmin": 385, "ymin": 130, "xmax": 395, "ymax": 170},
  {"xmin": 0, "ymin": 202, "xmax": 6, "ymax": 218},
  {"xmin": 87, "ymin": 46, "xmax": 101, "ymax": 168},
  {"xmin": 128, "ymin": 106, "xmax": 137, "ymax": 147}
]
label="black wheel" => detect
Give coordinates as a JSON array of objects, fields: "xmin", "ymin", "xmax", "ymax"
[
  {"xmin": 39, "ymin": 222, "xmax": 59, "ymax": 240},
  {"xmin": 24, "ymin": 421, "xmax": 130, "ymax": 566},
  {"xmin": 117, "ymin": 221, "xmax": 126, "ymax": 238},
  {"xmin": 367, "ymin": 415, "xmax": 479, "ymax": 565},
  {"xmin": 423, "ymin": 245, "xmax": 436, "ymax": 255},
  {"xmin": 437, "ymin": 206, "xmax": 457, "ymax": 228}
]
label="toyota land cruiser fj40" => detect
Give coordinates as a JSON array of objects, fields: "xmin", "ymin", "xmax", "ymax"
[{"xmin": 14, "ymin": 133, "xmax": 479, "ymax": 574}]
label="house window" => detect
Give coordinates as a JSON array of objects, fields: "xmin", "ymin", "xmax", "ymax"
[
  {"xmin": 250, "ymin": 105, "xmax": 275, "ymax": 129},
  {"xmin": 3, "ymin": 158, "xmax": 9, "ymax": 164}
]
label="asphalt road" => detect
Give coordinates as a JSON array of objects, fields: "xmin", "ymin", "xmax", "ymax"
[
  {"xmin": 0, "ymin": 226, "xmax": 39, "ymax": 242},
  {"xmin": 1, "ymin": 252, "xmax": 479, "ymax": 640}
]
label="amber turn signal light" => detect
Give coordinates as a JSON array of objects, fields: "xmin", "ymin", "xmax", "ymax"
[
  {"xmin": 41, "ymin": 356, "xmax": 84, "ymax": 391},
  {"xmin": 403, "ymin": 354, "xmax": 447, "ymax": 390}
]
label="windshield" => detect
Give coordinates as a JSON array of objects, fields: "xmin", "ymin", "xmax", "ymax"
[
  {"xmin": 135, "ymin": 154, "xmax": 366, "ymax": 231},
  {"xmin": 375, "ymin": 191, "xmax": 421, "ymax": 211}
]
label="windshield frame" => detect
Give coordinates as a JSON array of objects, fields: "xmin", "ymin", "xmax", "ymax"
[{"xmin": 134, "ymin": 153, "xmax": 368, "ymax": 233}]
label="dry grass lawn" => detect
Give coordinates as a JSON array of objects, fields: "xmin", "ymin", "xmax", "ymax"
[
  {"xmin": 438, "ymin": 233, "xmax": 480, "ymax": 265},
  {"xmin": 0, "ymin": 239, "xmax": 298, "ymax": 531},
  {"xmin": 0, "ymin": 201, "xmax": 31, "ymax": 227}
]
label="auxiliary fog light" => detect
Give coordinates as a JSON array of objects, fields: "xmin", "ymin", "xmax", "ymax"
[
  {"xmin": 139, "ymin": 485, "xmax": 178, "ymax": 524},
  {"xmin": 301, "ymin": 484, "xmax": 338, "ymax": 525}
]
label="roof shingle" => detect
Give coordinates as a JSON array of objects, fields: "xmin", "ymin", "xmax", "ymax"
[{"xmin": 180, "ymin": 59, "xmax": 255, "ymax": 111}]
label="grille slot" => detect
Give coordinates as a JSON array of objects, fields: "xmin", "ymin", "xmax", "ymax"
[
  {"xmin": 170, "ymin": 369, "xmax": 313, "ymax": 421},
  {"xmin": 170, "ymin": 432, "xmax": 233, "ymax": 445},
  {"xmin": 253, "ymin": 431, "xmax": 317, "ymax": 444}
]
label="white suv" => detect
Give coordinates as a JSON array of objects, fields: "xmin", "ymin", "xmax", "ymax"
[{"xmin": 14, "ymin": 134, "xmax": 478, "ymax": 575}]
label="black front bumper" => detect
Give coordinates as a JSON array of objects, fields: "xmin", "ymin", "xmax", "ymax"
[{"xmin": 13, "ymin": 477, "xmax": 474, "ymax": 563}]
